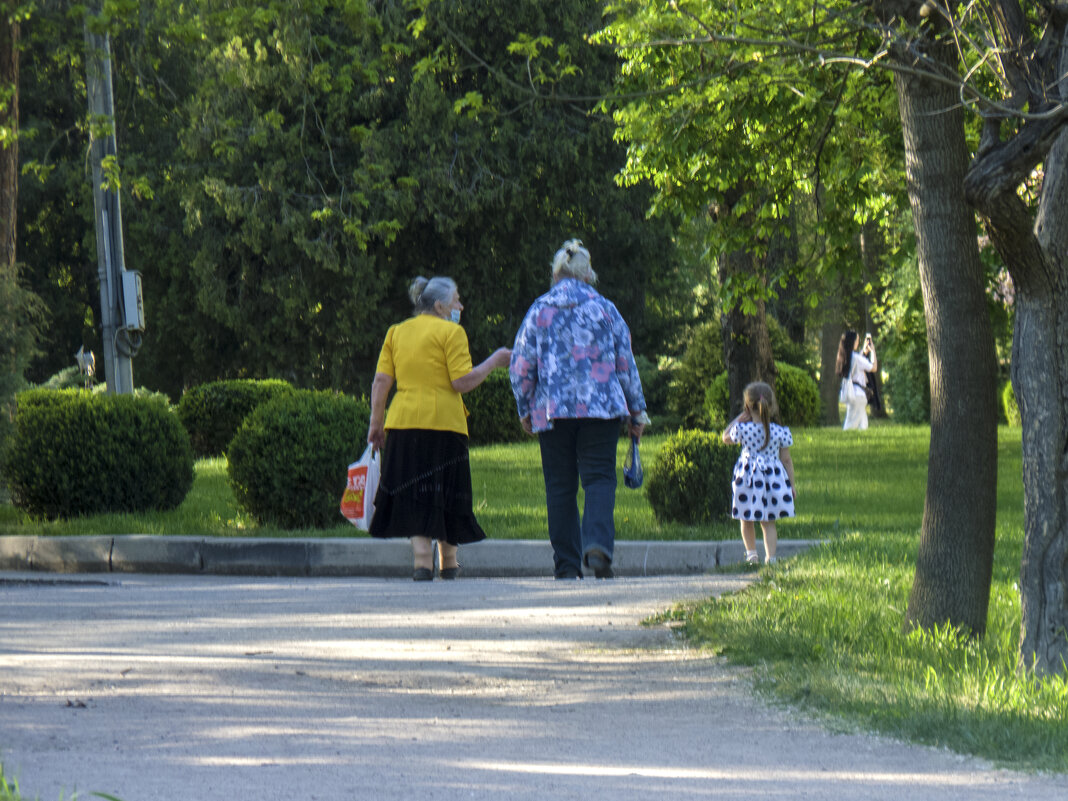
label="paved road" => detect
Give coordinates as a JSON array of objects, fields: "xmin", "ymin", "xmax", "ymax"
[{"xmin": 1, "ymin": 572, "xmax": 1064, "ymax": 801}]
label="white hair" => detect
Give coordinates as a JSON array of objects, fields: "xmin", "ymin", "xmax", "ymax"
[
  {"xmin": 551, "ymin": 239, "xmax": 597, "ymax": 284},
  {"xmin": 409, "ymin": 276, "xmax": 457, "ymax": 313}
]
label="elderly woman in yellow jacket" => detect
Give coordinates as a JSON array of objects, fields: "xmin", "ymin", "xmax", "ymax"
[{"xmin": 368, "ymin": 276, "xmax": 511, "ymax": 580}]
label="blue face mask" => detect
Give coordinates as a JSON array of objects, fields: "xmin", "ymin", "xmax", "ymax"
[{"xmin": 449, "ymin": 309, "xmax": 461, "ymax": 324}]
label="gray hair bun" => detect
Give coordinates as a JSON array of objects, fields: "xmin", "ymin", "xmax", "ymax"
[
  {"xmin": 552, "ymin": 238, "xmax": 596, "ymax": 284},
  {"xmin": 409, "ymin": 275, "xmax": 458, "ymax": 314}
]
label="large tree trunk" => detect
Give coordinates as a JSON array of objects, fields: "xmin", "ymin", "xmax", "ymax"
[
  {"xmin": 719, "ymin": 248, "xmax": 775, "ymax": 417},
  {"xmin": 963, "ymin": 22, "xmax": 1068, "ymax": 674},
  {"xmin": 0, "ymin": 4, "xmax": 17, "ymax": 278},
  {"xmin": 895, "ymin": 43, "xmax": 999, "ymax": 636}
]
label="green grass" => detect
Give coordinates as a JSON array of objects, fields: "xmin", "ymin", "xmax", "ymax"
[
  {"xmin": 3, "ymin": 422, "xmax": 1065, "ymax": 771},
  {"xmin": 660, "ymin": 425, "xmax": 1068, "ymax": 773},
  {"xmin": 0, "ymin": 423, "xmax": 931, "ymax": 540}
]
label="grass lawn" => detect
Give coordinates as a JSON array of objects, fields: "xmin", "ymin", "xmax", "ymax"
[
  {"xmin": 664, "ymin": 424, "xmax": 1068, "ymax": 774},
  {"xmin": 2, "ymin": 421, "xmax": 1066, "ymax": 772},
  {"xmin": 1, "ymin": 422, "xmax": 931, "ymax": 541}
]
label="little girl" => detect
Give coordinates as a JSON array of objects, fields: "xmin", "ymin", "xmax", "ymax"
[{"xmin": 721, "ymin": 382, "xmax": 796, "ymax": 565}]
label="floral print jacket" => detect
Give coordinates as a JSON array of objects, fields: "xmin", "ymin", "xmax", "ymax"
[{"xmin": 509, "ymin": 277, "xmax": 646, "ymax": 433}]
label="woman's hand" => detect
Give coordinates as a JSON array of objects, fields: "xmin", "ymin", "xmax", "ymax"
[
  {"xmin": 520, "ymin": 416, "xmax": 534, "ymax": 436},
  {"xmin": 367, "ymin": 421, "xmax": 386, "ymax": 452},
  {"xmin": 491, "ymin": 347, "xmax": 512, "ymax": 369}
]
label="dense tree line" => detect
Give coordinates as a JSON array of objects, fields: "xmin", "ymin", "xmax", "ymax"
[{"xmin": 14, "ymin": 0, "xmax": 690, "ymax": 399}]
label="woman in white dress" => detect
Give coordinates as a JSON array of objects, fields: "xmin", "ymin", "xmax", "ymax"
[{"xmin": 837, "ymin": 330, "xmax": 877, "ymax": 430}]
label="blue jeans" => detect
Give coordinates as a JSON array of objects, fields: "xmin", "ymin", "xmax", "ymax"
[{"xmin": 537, "ymin": 418, "xmax": 619, "ymax": 577}]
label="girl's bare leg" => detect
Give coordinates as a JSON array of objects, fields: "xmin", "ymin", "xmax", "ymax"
[
  {"xmin": 760, "ymin": 521, "xmax": 778, "ymax": 561},
  {"xmin": 740, "ymin": 520, "xmax": 757, "ymax": 552}
]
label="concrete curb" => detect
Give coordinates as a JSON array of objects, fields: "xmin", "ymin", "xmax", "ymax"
[{"xmin": 0, "ymin": 535, "xmax": 820, "ymax": 577}]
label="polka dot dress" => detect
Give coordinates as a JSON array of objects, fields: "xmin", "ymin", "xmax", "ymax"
[{"xmin": 726, "ymin": 421, "xmax": 794, "ymax": 522}]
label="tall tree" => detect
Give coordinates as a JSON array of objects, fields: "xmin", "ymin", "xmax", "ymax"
[
  {"xmin": 877, "ymin": 4, "xmax": 998, "ymax": 637},
  {"xmin": 957, "ymin": 1, "xmax": 1068, "ymax": 674},
  {"xmin": 598, "ymin": 1, "xmax": 907, "ymax": 412},
  {"xmin": 600, "ymin": 1, "xmax": 999, "ymax": 636}
]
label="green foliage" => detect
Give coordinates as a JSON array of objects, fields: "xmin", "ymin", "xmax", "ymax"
[
  {"xmin": 767, "ymin": 315, "xmax": 812, "ymax": 374},
  {"xmin": 884, "ymin": 336, "xmax": 931, "ymax": 423},
  {"xmin": 704, "ymin": 362, "xmax": 820, "ymax": 430},
  {"xmin": 668, "ymin": 319, "xmax": 725, "ymax": 429},
  {"xmin": 226, "ymin": 390, "xmax": 370, "ymax": 528},
  {"xmin": 2, "ymin": 389, "xmax": 194, "ymax": 518},
  {"xmin": 463, "ymin": 370, "xmax": 525, "ymax": 445},
  {"xmin": 596, "ymin": 2, "xmax": 909, "ymax": 312},
  {"xmin": 645, "ymin": 429, "xmax": 738, "ymax": 524},
  {"xmin": 634, "ymin": 353, "xmax": 672, "ymax": 417},
  {"xmin": 773, "ymin": 361, "xmax": 821, "ymax": 428},
  {"xmin": 703, "ymin": 373, "xmax": 730, "ymax": 432},
  {"xmin": 177, "ymin": 379, "xmax": 295, "ymax": 457},
  {"xmin": 1002, "ymin": 381, "xmax": 1020, "ymax": 427},
  {"xmin": 17, "ymin": 0, "xmax": 688, "ymax": 398},
  {"xmin": 0, "ymin": 266, "xmax": 45, "ymax": 468}
]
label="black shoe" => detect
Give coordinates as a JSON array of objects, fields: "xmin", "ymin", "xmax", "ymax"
[
  {"xmin": 439, "ymin": 566, "xmax": 460, "ymax": 580},
  {"xmin": 585, "ymin": 549, "xmax": 614, "ymax": 579},
  {"xmin": 412, "ymin": 567, "xmax": 433, "ymax": 581},
  {"xmin": 555, "ymin": 569, "xmax": 582, "ymax": 580}
]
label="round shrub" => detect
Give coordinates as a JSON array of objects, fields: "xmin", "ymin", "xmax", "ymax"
[
  {"xmin": 177, "ymin": 379, "xmax": 295, "ymax": 457},
  {"xmin": 464, "ymin": 370, "xmax": 525, "ymax": 445},
  {"xmin": 1002, "ymin": 381, "xmax": 1020, "ymax": 426},
  {"xmin": 227, "ymin": 390, "xmax": 370, "ymax": 528},
  {"xmin": 2, "ymin": 389, "xmax": 194, "ymax": 518},
  {"xmin": 774, "ymin": 361, "xmax": 821, "ymax": 428},
  {"xmin": 645, "ymin": 429, "xmax": 739, "ymax": 524},
  {"xmin": 703, "ymin": 361, "xmax": 820, "ymax": 430}
]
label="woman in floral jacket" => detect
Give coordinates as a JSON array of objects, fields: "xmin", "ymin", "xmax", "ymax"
[{"xmin": 510, "ymin": 239, "xmax": 648, "ymax": 579}]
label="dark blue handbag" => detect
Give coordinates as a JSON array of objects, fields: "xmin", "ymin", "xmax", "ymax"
[{"xmin": 623, "ymin": 435, "xmax": 643, "ymax": 489}]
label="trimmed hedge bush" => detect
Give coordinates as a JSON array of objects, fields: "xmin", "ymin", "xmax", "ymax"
[
  {"xmin": 773, "ymin": 362, "xmax": 821, "ymax": 428},
  {"xmin": 1002, "ymin": 381, "xmax": 1021, "ymax": 426},
  {"xmin": 464, "ymin": 370, "xmax": 526, "ymax": 445},
  {"xmin": 645, "ymin": 429, "xmax": 739, "ymax": 524},
  {"xmin": 227, "ymin": 390, "xmax": 370, "ymax": 528},
  {"xmin": 177, "ymin": 379, "xmax": 295, "ymax": 457},
  {"xmin": 703, "ymin": 361, "xmax": 820, "ymax": 430},
  {"xmin": 2, "ymin": 389, "xmax": 194, "ymax": 518}
]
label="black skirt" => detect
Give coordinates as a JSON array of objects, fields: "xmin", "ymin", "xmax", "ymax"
[{"xmin": 368, "ymin": 428, "xmax": 487, "ymax": 545}]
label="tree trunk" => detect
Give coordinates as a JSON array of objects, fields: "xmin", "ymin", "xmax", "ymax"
[
  {"xmin": 0, "ymin": 4, "xmax": 17, "ymax": 279},
  {"xmin": 895, "ymin": 48, "xmax": 999, "ymax": 637},
  {"xmin": 962, "ymin": 26, "xmax": 1068, "ymax": 674},
  {"xmin": 719, "ymin": 248, "xmax": 775, "ymax": 417}
]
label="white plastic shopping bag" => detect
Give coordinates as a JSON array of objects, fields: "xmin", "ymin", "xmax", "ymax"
[{"xmin": 340, "ymin": 445, "xmax": 380, "ymax": 530}]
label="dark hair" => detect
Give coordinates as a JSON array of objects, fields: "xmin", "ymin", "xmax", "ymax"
[{"xmin": 836, "ymin": 331, "xmax": 858, "ymax": 379}]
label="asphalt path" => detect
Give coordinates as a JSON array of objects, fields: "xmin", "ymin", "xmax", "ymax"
[{"xmin": 1, "ymin": 572, "xmax": 1064, "ymax": 800}]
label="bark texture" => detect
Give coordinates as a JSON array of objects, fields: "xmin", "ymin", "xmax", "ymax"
[
  {"xmin": 719, "ymin": 248, "xmax": 775, "ymax": 417},
  {"xmin": 962, "ymin": 12, "xmax": 1068, "ymax": 673},
  {"xmin": 895, "ymin": 45, "xmax": 999, "ymax": 636}
]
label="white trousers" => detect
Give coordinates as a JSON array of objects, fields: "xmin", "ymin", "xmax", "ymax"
[{"xmin": 843, "ymin": 393, "xmax": 868, "ymax": 430}]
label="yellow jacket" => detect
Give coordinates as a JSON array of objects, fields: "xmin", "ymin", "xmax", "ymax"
[{"xmin": 376, "ymin": 314, "xmax": 472, "ymax": 435}]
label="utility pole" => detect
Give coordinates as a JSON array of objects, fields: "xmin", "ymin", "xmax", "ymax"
[{"xmin": 83, "ymin": 13, "xmax": 142, "ymax": 395}]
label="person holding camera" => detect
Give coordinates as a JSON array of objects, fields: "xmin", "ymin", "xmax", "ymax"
[{"xmin": 836, "ymin": 330, "xmax": 877, "ymax": 431}]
